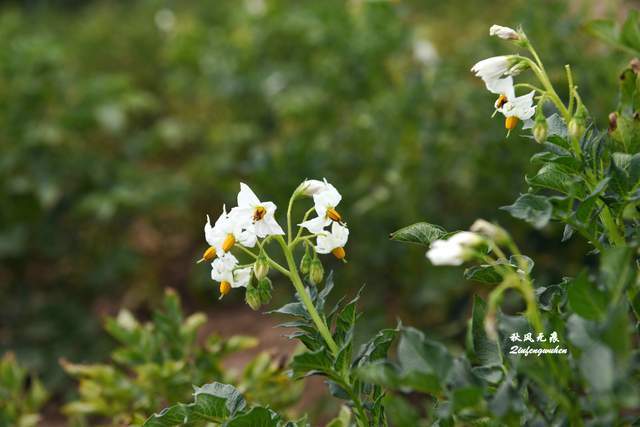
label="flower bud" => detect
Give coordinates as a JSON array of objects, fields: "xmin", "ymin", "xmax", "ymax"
[
  {"xmin": 245, "ymin": 282, "xmax": 262, "ymax": 311},
  {"xmin": 257, "ymin": 277, "xmax": 273, "ymax": 305},
  {"xmin": 296, "ymin": 179, "xmax": 327, "ymax": 197},
  {"xmin": 300, "ymin": 251, "xmax": 312, "ymax": 275},
  {"xmin": 533, "ymin": 119, "xmax": 548, "ymax": 144},
  {"xmin": 253, "ymin": 253, "xmax": 270, "ymax": 280},
  {"xmin": 309, "ymin": 258, "xmax": 324, "ymax": 286},
  {"xmin": 568, "ymin": 105, "xmax": 587, "ymax": 140},
  {"xmin": 489, "ymin": 25, "xmax": 520, "ymax": 41},
  {"xmin": 608, "ymin": 112, "xmax": 618, "ymax": 133},
  {"xmin": 470, "ymin": 219, "xmax": 509, "ymax": 245}
]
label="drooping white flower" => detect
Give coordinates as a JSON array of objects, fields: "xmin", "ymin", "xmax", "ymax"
[
  {"xmin": 210, "ymin": 253, "xmax": 252, "ymax": 297},
  {"xmin": 205, "ymin": 206, "xmax": 257, "ymax": 254},
  {"xmin": 299, "ymin": 184, "xmax": 343, "ymax": 234},
  {"xmin": 426, "ymin": 232, "xmax": 483, "ymax": 266},
  {"xmin": 297, "ymin": 178, "xmax": 333, "ymax": 197},
  {"xmin": 470, "ymin": 219, "xmax": 508, "ymax": 243},
  {"xmin": 230, "ymin": 183, "xmax": 284, "ymax": 238},
  {"xmin": 489, "ymin": 25, "xmax": 520, "ymax": 40},
  {"xmin": 471, "ymin": 56, "xmax": 515, "ymax": 96},
  {"xmin": 497, "ymin": 90, "xmax": 536, "ymax": 129},
  {"xmin": 315, "ymin": 222, "xmax": 349, "ymax": 259}
]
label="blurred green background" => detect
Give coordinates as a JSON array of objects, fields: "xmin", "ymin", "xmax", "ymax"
[{"xmin": 0, "ymin": 0, "xmax": 630, "ymax": 408}]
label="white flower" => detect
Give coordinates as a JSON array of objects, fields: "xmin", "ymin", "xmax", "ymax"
[
  {"xmin": 497, "ymin": 90, "xmax": 535, "ymax": 119},
  {"xmin": 471, "ymin": 56, "xmax": 515, "ymax": 95},
  {"xmin": 210, "ymin": 253, "xmax": 252, "ymax": 296},
  {"xmin": 299, "ymin": 184, "xmax": 343, "ymax": 234},
  {"xmin": 204, "ymin": 206, "xmax": 257, "ymax": 254},
  {"xmin": 489, "ymin": 25, "xmax": 520, "ymax": 40},
  {"xmin": 426, "ymin": 232, "xmax": 483, "ymax": 266},
  {"xmin": 315, "ymin": 222, "xmax": 349, "ymax": 259},
  {"xmin": 230, "ymin": 183, "xmax": 284, "ymax": 238},
  {"xmin": 413, "ymin": 38, "xmax": 438, "ymax": 66},
  {"xmin": 297, "ymin": 178, "xmax": 332, "ymax": 197},
  {"xmin": 470, "ymin": 219, "xmax": 508, "ymax": 243}
]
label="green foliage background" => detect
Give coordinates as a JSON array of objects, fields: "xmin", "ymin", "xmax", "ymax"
[{"xmin": 0, "ymin": 0, "xmax": 627, "ymax": 397}]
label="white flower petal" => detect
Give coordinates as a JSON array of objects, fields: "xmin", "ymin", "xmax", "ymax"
[
  {"xmin": 299, "ymin": 216, "xmax": 331, "ymax": 234},
  {"xmin": 489, "ymin": 25, "xmax": 519, "ymax": 40},
  {"xmin": 237, "ymin": 183, "xmax": 261, "ymax": 208}
]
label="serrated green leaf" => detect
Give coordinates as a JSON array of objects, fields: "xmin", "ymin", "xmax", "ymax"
[
  {"xmin": 389, "ymin": 222, "xmax": 447, "ymax": 246},
  {"xmin": 469, "ymin": 296, "xmax": 501, "ymax": 366},
  {"xmin": 225, "ymin": 407, "xmax": 282, "ymax": 427},
  {"xmin": 501, "ymin": 194, "xmax": 552, "ymax": 229},
  {"xmin": 567, "ymin": 271, "xmax": 608, "ymax": 321}
]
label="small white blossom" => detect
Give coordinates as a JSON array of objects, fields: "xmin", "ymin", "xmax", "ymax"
[
  {"xmin": 299, "ymin": 184, "xmax": 343, "ymax": 234},
  {"xmin": 470, "ymin": 219, "xmax": 509, "ymax": 243},
  {"xmin": 205, "ymin": 206, "xmax": 257, "ymax": 254},
  {"xmin": 230, "ymin": 183, "xmax": 284, "ymax": 238},
  {"xmin": 297, "ymin": 178, "xmax": 332, "ymax": 197},
  {"xmin": 471, "ymin": 56, "xmax": 514, "ymax": 95},
  {"xmin": 315, "ymin": 222, "xmax": 349, "ymax": 255},
  {"xmin": 210, "ymin": 253, "xmax": 252, "ymax": 288},
  {"xmin": 426, "ymin": 232, "xmax": 483, "ymax": 266},
  {"xmin": 489, "ymin": 25, "xmax": 520, "ymax": 40},
  {"xmin": 497, "ymin": 90, "xmax": 536, "ymax": 121}
]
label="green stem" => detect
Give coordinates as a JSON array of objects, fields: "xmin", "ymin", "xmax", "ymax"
[
  {"xmin": 236, "ymin": 245, "xmax": 290, "ymax": 277},
  {"xmin": 275, "ymin": 236, "xmax": 339, "ymax": 355},
  {"xmin": 565, "ymin": 65, "xmax": 575, "ymax": 115},
  {"xmin": 599, "ymin": 205, "xmax": 625, "ymax": 247},
  {"xmin": 286, "ymin": 194, "xmax": 296, "ymax": 244}
]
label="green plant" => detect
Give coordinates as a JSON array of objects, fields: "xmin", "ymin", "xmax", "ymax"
[
  {"xmin": 146, "ymin": 18, "xmax": 640, "ymax": 426},
  {"xmin": 0, "ymin": 352, "xmax": 48, "ymax": 427},
  {"xmin": 62, "ymin": 289, "xmax": 301, "ymax": 426},
  {"xmin": 356, "ymin": 21, "xmax": 640, "ymax": 426}
]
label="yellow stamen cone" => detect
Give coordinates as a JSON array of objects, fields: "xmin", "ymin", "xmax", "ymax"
[
  {"xmin": 219, "ymin": 281, "xmax": 231, "ymax": 298},
  {"xmin": 222, "ymin": 234, "xmax": 236, "ymax": 252},
  {"xmin": 331, "ymin": 247, "xmax": 346, "ymax": 260},
  {"xmin": 505, "ymin": 116, "xmax": 519, "ymax": 130},
  {"xmin": 327, "ymin": 208, "xmax": 342, "ymax": 222},
  {"xmin": 197, "ymin": 246, "xmax": 217, "ymax": 263}
]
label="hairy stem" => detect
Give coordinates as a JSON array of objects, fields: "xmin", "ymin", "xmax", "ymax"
[{"xmin": 275, "ymin": 236, "xmax": 339, "ymax": 355}]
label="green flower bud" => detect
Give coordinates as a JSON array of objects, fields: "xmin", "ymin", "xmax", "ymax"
[
  {"xmin": 533, "ymin": 119, "xmax": 547, "ymax": 144},
  {"xmin": 253, "ymin": 253, "xmax": 270, "ymax": 281},
  {"xmin": 257, "ymin": 277, "xmax": 273, "ymax": 305},
  {"xmin": 568, "ymin": 105, "xmax": 588, "ymax": 140},
  {"xmin": 309, "ymin": 258, "xmax": 324, "ymax": 286},
  {"xmin": 245, "ymin": 281, "xmax": 262, "ymax": 311},
  {"xmin": 300, "ymin": 251, "xmax": 312, "ymax": 275}
]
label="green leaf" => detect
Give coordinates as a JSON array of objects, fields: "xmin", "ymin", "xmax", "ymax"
[
  {"xmin": 464, "ymin": 264, "xmax": 504, "ymax": 284},
  {"xmin": 325, "ymin": 406, "xmax": 352, "ymax": 427},
  {"xmin": 354, "ymin": 327, "xmax": 398, "ymax": 367},
  {"xmin": 469, "ymin": 296, "xmax": 501, "ymax": 366},
  {"xmin": 225, "ymin": 407, "xmax": 282, "ymax": 427},
  {"xmin": 501, "ymin": 194, "xmax": 552, "ymax": 229},
  {"xmin": 526, "ymin": 163, "xmax": 585, "ymax": 197},
  {"xmin": 389, "ymin": 222, "xmax": 447, "ymax": 246},
  {"xmin": 290, "ymin": 348, "xmax": 332, "ymax": 378},
  {"xmin": 600, "ymin": 247, "xmax": 634, "ymax": 296},
  {"xmin": 143, "ymin": 382, "xmax": 246, "ymax": 426},
  {"xmin": 397, "ymin": 327, "xmax": 452, "ymax": 387},
  {"xmin": 579, "ymin": 343, "xmax": 614, "ymax": 392},
  {"xmin": 567, "ymin": 271, "xmax": 608, "ymax": 321},
  {"xmin": 621, "ymin": 10, "xmax": 640, "ymax": 53}
]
